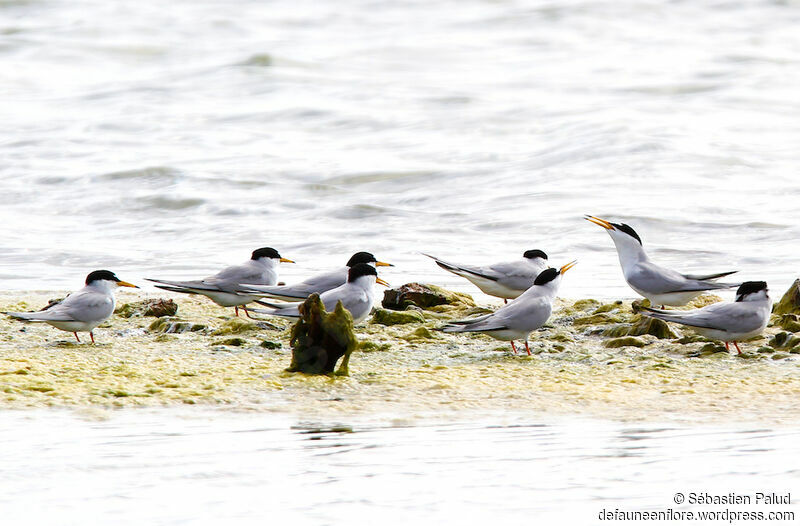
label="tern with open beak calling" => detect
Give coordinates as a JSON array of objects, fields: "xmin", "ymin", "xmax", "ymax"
[
  {"xmin": 642, "ymin": 281, "xmax": 771, "ymax": 354},
  {"xmin": 423, "ymin": 249, "xmax": 549, "ymax": 303},
  {"xmin": 441, "ymin": 261, "xmax": 576, "ymax": 355},
  {"xmin": 585, "ymin": 215, "xmax": 738, "ymax": 307},
  {"xmin": 146, "ymin": 247, "xmax": 294, "ymax": 317},
  {"xmin": 4, "ymin": 270, "xmax": 138, "ymax": 343},
  {"xmin": 238, "ymin": 251, "xmax": 392, "ymax": 302},
  {"xmin": 250, "ymin": 263, "xmax": 390, "ymax": 325}
]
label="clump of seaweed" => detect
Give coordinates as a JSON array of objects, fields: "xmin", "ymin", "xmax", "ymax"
[
  {"xmin": 287, "ymin": 294, "xmax": 357, "ymax": 376},
  {"xmin": 116, "ymin": 298, "xmax": 178, "ymax": 318},
  {"xmin": 773, "ymin": 279, "xmax": 800, "ymax": 316}
]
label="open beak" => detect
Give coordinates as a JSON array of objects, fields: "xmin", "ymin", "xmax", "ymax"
[
  {"xmin": 280, "ymin": 257, "xmax": 295, "ymax": 264},
  {"xmin": 559, "ymin": 261, "xmax": 578, "ymax": 274},
  {"xmin": 584, "ymin": 215, "xmax": 615, "ymax": 230},
  {"xmin": 117, "ymin": 280, "xmax": 139, "ymax": 288},
  {"xmin": 376, "ymin": 277, "xmax": 390, "ymax": 287},
  {"xmin": 375, "ymin": 261, "xmax": 394, "ymax": 267}
]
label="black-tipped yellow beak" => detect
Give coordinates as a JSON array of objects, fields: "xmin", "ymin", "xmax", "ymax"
[
  {"xmin": 559, "ymin": 261, "xmax": 578, "ymax": 274},
  {"xmin": 280, "ymin": 257, "xmax": 295, "ymax": 264},
  {"xmin": 117, "ymin": 280, "xmax": 139, "ymax": 288},
  {"xmin": 375, "ymin": 261, "xmax": 394, "ymax": 267},
  {"xmin": 376, "ymin": 277, "xmax": 390, "ymax": 287},
  {"xmin": 584, "ymin": 215, "xmax": 615, "ymax": 230}
]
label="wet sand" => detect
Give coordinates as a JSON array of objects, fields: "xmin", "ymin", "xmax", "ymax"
[{"xmin": 1, "ymin": 290, "xmax": 798, "ymax": 424}]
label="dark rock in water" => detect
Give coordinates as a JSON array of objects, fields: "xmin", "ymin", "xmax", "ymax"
[
  {"xmin": 370, "ymin": 308, "xmax": 425, "ymax": 326},
  {"xmin": 148, "ymin": 317, "xmax": 205, "ymax": 333},
  {"xmin": 116, "ymin": 298, "xmax": 178, "ymax": 318},
  {"xmin": 768, "ymin": 331, "xmax": 800, "ymax": 350},
  {"xmin": 382, "ymin": 283, "xmax": 474, "ymax": 311},
  {"xmin": 773, "ymin": 279, "xmax": 800, "ymax": 315},
  {"xmin": 287, "ymin": 294, "xmax": 357, "ymax": 376}
]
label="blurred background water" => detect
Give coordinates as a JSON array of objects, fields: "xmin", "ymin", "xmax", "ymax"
[
  {"xmin": 1, "ymin": 410, "xmax": 798, "ymax": 525},
  {"xmin": 1, "ymin": 0, "xmax": 799, "ymax": 299}
]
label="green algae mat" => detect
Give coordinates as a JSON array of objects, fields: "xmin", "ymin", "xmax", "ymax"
[{"xmin": 1, "ymin": 288, "xmax": 799, "ymax": 423}]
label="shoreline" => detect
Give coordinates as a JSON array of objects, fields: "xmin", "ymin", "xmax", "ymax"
[{"xmin": 1, "ymin": 289, "xmax": 798, "ymax": 425}]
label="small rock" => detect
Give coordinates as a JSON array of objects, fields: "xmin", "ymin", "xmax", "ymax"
[
  {"xmin": 260, "ymin": 340, "xmax": 281, "ymax": 350},
  {"xmin": 604, "ymin": 336, "xmax": 646, "ymax": 348},
  {"xmin": 773, "ymin": 314, "xmax": 800, "ymax": 333},
  {"xmin": 148, "ymin": 317, "xmax": 206, "ymax": 333},
  {"xmin": 773, "ymin": 279, "xmax": 800, "ymax": 315},
  {"xmin": 370, "ymin": 308, "xmax": 425, "ymax": 326},
  {"xmin": 401, "ymin": 327, "xmax": 438, "ymax": 342},
  {"xmin": 213, "ymin": 337, "xmax": 248, "ymax": 347},
  {"xmin": 211, "ymin": 318, "xmax": 260, "ymax": 335},
  {"xmin": 573, "ymin": 313, "xmax": 624, "ymax": 327},
  {"xmin": 116, "ymin": 298, "xmax": 178, "ymax": 318},
  {"xmin": 382, "ymin": 283, "xmax": 475, "ymax": 311}
]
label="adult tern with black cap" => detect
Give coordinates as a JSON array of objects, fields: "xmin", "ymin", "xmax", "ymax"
[
  {"xmin": 441, "ymin": 261, "xmax": 576, "ymax": 355},
  {"xmin": 585, "ymin": 215, "xmax": 738, "ymax": 307},
  {"xmin": 423, "ymin": 250, "xmax": 549, "ymax": 302},
  {"xmin": 146, "ymin": 247, "xmax": 294, "ymax": 317},
  {"xmin": 238, "ymin": 251, "xmax": 392, "ymax": 302},
  {"xmin": 642, "ymin": 281, "xmax": 771, "ymax": 354},
  {"xmin": 250, "ymin": 263, "xmax": 389, "ymax": 325},
  {"xmin": 4, "ymin": 270, "xmax": 138, "ymax": 343}
]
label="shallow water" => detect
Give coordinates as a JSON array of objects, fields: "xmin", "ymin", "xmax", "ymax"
[
  {"xmin": 1, "ymin": 0, "xmax": 800, "ymax": 299},
  {"xmin": 0, "ymin": 410, "xmax": 797, "ymax": 525}
]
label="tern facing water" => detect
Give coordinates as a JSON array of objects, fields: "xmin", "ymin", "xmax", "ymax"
[
  {"xmin": 4, "ymin": 270, "xmax": 138, "ymax": 343},
  {"xmin": 585, "ymin": 215, "xmax": 738, "ymax": 307},
  {"xmin": 238, "ymin": 251, "xmax": 392, "ymax": 302},
  {"xmin": 146, "ymin": 247, "xmax": 294, "ymax": 317},
  {"xmin": 642, "ymin": 281, "xmax": 771, "ymax": 354},
  {"xmin": 250, "ymin": 263, "xmax": 389, "ymax": 325},
  {"xmin": 441, "ymin": 261, "xmax": 576, "ymax": 355},
  {"xmin": 424, "ymin": 250, "xmax": 549, "ymax": 302}
]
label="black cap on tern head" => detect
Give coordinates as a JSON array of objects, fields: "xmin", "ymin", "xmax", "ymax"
[
  {"xmin": 86, "ymin": 270, "xmax": 120, "ymax": 285},
  {"xmin": 523, "ymin": 249, "xmax": 548, "ymax": 260},
  {"xmin": 611, "ymin": 223, "xmax": 642, "ymax": 245},
  {"xmin": 533, "ymin": 268, "xmax": 559, "ymax": 286},
  {"xmin": 348, "ymin": 262, "xmax": 378, "ymax": 282},
  {"xmin": 346, "ymin": 252, "xmax": 377, "ymax": 267},
  {"xmin": 735, "ymin": 281, "xmax": 768, "ymax": 301},
  {"xmin": 251, "ymin": 247, "xmax": 281, "ymax": 260}
]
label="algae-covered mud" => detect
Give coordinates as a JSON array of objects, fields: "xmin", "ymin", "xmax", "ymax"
[{"xmin": 1, "ymin": 285, "xmax": 799, "ymax": 423}]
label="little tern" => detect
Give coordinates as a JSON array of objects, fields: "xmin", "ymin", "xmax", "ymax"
[
  {"xmin": 4, "ymin": 270, "xmax": 138, "ymax": 343},
  {"xmin": 585, "ymin": 215, "xmax": 738, "ymax": 307},
  {"xmin": 145, "ymin": 247, "xmax": 294, "ymax": 317},
  {"xmin": 424, "ymin": 249, "xmax": 549, "ymax": 302},
  {"xmin": 441, "ymin": 261, "xmax": 576, "ymax": 355},
  {"xmin": 642, "ymin": 281, "xmax": 771, "ymax": 354},
  {"xmin": 250, "ymin": 263, "xmax": 389, "ymax": 325},
  {"xmin": 238, "ymin": 251, "xmax": 392, "ymax": 302}
]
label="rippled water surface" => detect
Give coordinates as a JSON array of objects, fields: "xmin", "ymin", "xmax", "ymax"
[
  {"xmin": 1, "ymin": 0, "xmax": 799, "ymax": 298},
  {"xmin": 0, "ymin": 410, "xmax": 798, "ymax": 524}
]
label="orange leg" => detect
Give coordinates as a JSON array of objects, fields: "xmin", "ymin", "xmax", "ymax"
[
  {"xmin": 733, "ymin": 342, "xmax": 742, "ymax": 354},
  {"xmin": 524, "ymin": 341, "xmax": 531, "ymax": 356},
  {"xmin": 510, "ymin": 341, "xmax": 518, "ymax": 354},
  {"xmin": 234, "ymin": 306, "xmax": 241, "ymax": 317},
  {"xmin": 725, "ymin": 342, "xmax": 730, "ymax": 351},
  {"xmin": 90, "ymin": 332, "xmax": 95, "ymax": 344},
  {"xmin": 504, "ymin": 299, "xmax": 508, "ymax": 305},
  {"xmin": 73, "ymin": 332, "xmax": 80, "ymax": 343}
]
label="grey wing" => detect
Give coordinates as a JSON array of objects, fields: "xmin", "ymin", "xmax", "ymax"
[
  {"xmin": 645, "ymin": 302, "xmax": 762, "ymax": 332},
  {"xmin": 487, "ymin": 260, "xmax": 541, "ymax": 291},
  {"xmin": 209, "ymin": 262, "xmax": 273, "ymax": 290},
  {"xmin": 444, "ymin": 299, "xmax": 533, "ymax": 332},
  {"xmin": 146, "ymin": 278, "xmax": 229, "ymax": 294},
  {"xmin": 242, "ymin": 268, "xmax": 345, "ymax": 298},
  {"xmin": 629, "ymin": 261, "xmax": 732, "ymax": 293},
  {"xmin": 19, "ymin": 290, "xmax": 113, "ymax": 323},
  {"xmin": 423, "ymin": 253, "xmax": 501, "ymax": 282}
]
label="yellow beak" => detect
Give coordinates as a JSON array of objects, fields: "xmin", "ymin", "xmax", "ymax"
[
  {"xmin": 280, "ymin": 257, "xmax": 295, "ymax": 264},
  {"xmin": 559, "ymin": 261, "xmax": 578, "ymax": 274},
  {"xmin": 117, "ymin": 280, "xmax": 139, "ymax": 288},
  {"xmin": 376, "ymin": 277, "xmax": 390, "ymax": 287},
  {"xmin": 375, "ymin": 261, "xmax": 394, "ymax": 267},
  {"xmin": 584, "ymin": 215, "xmax": 615, "ymax": 230}
]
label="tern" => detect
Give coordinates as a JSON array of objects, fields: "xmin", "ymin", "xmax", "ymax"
[
  {"xmin": 585, "ymin": 215, "xmax": 738, "ymax": 307},
  {"xmin": 4, "ymin": 270, "xmax": 138, "ymax": 343},
  {"xmin": 423, "ymin": 249, "xmax": 549, "ymax": 302},
  {"xmin": 642, "ymin": 281, "xmax": 771, "ymax": 354},
  {"xmin": 249, "ymin": 263, "xmax": 389, "ymax": 325},
  {"xmin": 441, "ymin": 261, "xmax": 576, "ymax": 355},
  {"xmin": 145, "ymin": 247, "xmax": 294, "ymax": 317},
  {"xmin": 238, "ymin": 251, "xmax": 392, "ymax": 302}
]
